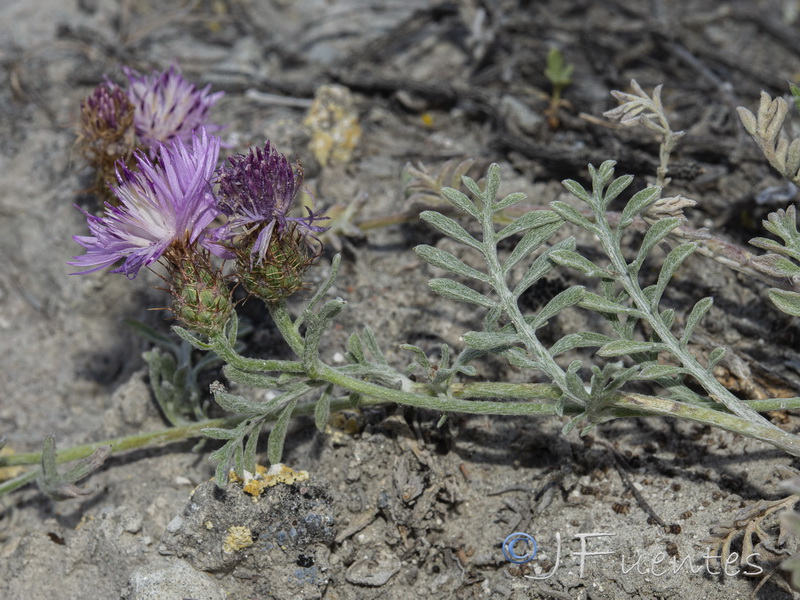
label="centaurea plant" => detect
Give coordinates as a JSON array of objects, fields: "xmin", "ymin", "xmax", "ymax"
[{"xmin": 6, "ymin": 79, "xmax": 800, "ymax": 499}]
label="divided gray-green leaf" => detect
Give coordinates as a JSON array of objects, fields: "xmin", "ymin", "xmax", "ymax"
[
  {"xmin": 213, "ymin": 389, "xmax": 267, "ymax": 417},
  {"xmin": 750, "ymin": 237, "xmax": 793, "ymax": 258},
  {"xmin": 347, "ymin": 332, "xmax": 365, "ymax": 364},
  {"xmin": 362, "ymin": 326, "xmax": 388, "ymax": 365},
  {"xmin": 210, "ymin": 443, "xmax": 235, "ymax": 487},
  {"xmin": 222, "ymin": 364, "xmax": 280, "ymax": 389},
  {"xmin": 768, "ymin": 289, "xmax": 800, "ymax": 317},
  {"xmin": 549, "ymin": 249, "xmax": 611, "ymax": 278},
  {"xmin": 400, "ymin": 344, "xmax": 433, "ymax": 369},
  {"xmin": 549, "ymin": 331, "xmax": 613, "ymax": 357},
  {"xmin": 707, "ymin": 347, "xmax": 727, "ymax": 371},
  {"xmin": 602, "ymin": 174, "xmax": 634, "ymax": 209},
  {"xmin": 243, "ymin": 424, "xmax": 261, "ymax": 474},
  {"xmin": 428, "ymin": 278, "xmax": 495, "ymax": 308},
  {"xmin": 267, "ymin": 396, "xmax": 299, "ymax": 465},
  {"xmin": 660, "ymin": 308, "xmax": 675, "ymax": 330},
  {"xmin": 462, "ymin": 331, "xmax": 521, "ymax": 350},
  {"xmin": 494, "ymin": 192, "xmax": 527, "ymax": 213},
  {"xmin": 597, "ymin": 339, "xmax": 667, "ymax": 357},
  {"xmin": 564, "ymin": 361, "xmax": 590, "ymax": 403},
  {"xmin": 419, "ymin": 211, "xmax": 483, "ymax": 251},
  {"xmin": 619, "ymin": 186, "xmax": 661, "ymax": 230},
  {"xmin": 550, "ymin": 201, "xmax": 598, "ymax": 233},
  {"xmin": 529, "ymin": 286, "xmax": 586, "ymax": 330},
  {"xmin": 513, "ymin": 237, "xmax": 576, "ymax": 297},
  {"xmin": 415, "ymin": 244, "xmax": 490, "ymax": 282},
  {"xmin": 592, "ymin": 161, "xmax": 617, "ymax": 192},
  {"xmin": 297, "ymin": 253, "xmax": 342, "ymax": 328},
  {"xmin": 441, "ymin": 186, "xmax": 480, "ymax": 218},
  {"xmin": 637, "ymin": 364, "xmax": 688, "ymax": 379},
  {"xmin": 503, "ymin": 220, "xmax": 564, "ymax": 273},
  {"xmin": 314, "ymin": 385, "xmax": 333, "ymax": 432},
  {"xmin": 652, "ymin": 243, "xmax": 697, "ymax": 309},
  {"xmin": 501, "ymin": 347, "xmax": 542, "ymax": 370},
  {"xmin": 484, "ymin": 163, "xmax": 501, "ymax": 204},
  {"xmin": 561, "ymin": 179, "xmax": 592, "ymax": 204},
  {"xmin": 681, "ymin": 297, "xmax": 714, "ymax": 346},
  {"xmin": 497, "ymin": 210, "xmax": 562, "ymax": 241},
  {"xmin": 202, "ymin": 427, "xmax": 238, "ymax": 440},
  {"xmin": 461, "ymin": 176, "xmax": 483, "ymax": 200},
  {"xmin": 629, "ymin": 217, "xmax": 682, "ymax": 275}
]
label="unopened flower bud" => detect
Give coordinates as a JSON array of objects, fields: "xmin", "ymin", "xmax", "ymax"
[
  {"xmin": 167, "ymin": 249, "xmax": 233, "ymax": 336},
  {"xmin": 237, "ymin": 225, "xmax": 317, "ymax": 304}
]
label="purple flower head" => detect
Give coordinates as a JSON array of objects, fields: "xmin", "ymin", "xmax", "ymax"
[
  {"xmin": 124, "ymin": 64, "xmax": 224, "ymax": 150},
  {"xmin": 70, "ymin": 129, "xmax": 222, "ymax": 278},
  {"xmin": 215, "ymin": 142, "xmax": 328, "ymax": 263},
  {"xmin": 80, "ymin": 79, "xmax": 134, "ymax": 140}
]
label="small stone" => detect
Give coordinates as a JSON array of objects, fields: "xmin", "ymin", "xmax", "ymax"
[
  {"xmin": 345, "ymin": 550, "xmax": 401, "ymax": 586},
  {"xmin": 166, "ymin": 516, "xmax": 183, "ymax": 533},
  {"xmin": 126, "ymin": 558, "xmax": 226, "ymax": 600}
]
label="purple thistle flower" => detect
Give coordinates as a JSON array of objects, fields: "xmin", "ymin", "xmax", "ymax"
[
  {"xmin": 80, "ymin": 79, "xmax": 134, "ymax": 140},
  {"xmin": 70, "ymin": 129, "xmax": 222, "ymax": 278},
  {"xmin": 215, "ymin": 142, "xmax": 328, "ymax": 264},
  {"xmin": 124, "ymin": 65, "xmax": 224, "ymax": 149}
]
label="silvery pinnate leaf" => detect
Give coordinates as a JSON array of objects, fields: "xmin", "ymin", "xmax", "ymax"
[
  {"xmin": 604, "ymin": 81, "xmax": 666, "ymax": 132},
  {"xmin": 493, "ymin": 192, "xmax": 527, "ymax": 213},
  {"xmin": 577, "ymin": 292, "xmax": 637, "ymax": 315},
  {"xmin": 549, "ymin": 332, "xmax": 613, "ymax": 357},
  {"xmin": 419, "ymin": 211, "xmax": 482, "ymax": 250},
  {"xmin": 767, "ymin": 289, "xmax": 800, "ymax": 317},
  {"xmin": 628, "ymin": 217, "xmax": 682, "ymax": 275},
  {"xmin": 512, "ymin": 237, "xmax": 576, "ymax": 297},
  {"xmin": 361, "ymin": 327, "xmax": 388, "ymax": 366},
  {"xmin": 268, "ymin": 397, "xmax": 298, "ymax": 465},
  {"xmin": 462, "ymin": 331, "xmax": 521, "ymax": 351},
  {"xmin": 212, "ymin": 386, "xmax": 267, "ymax": 417},
  {"xmin": 652, "ymin": 243, "xmax": 697, "ymax": 310},
  {"xmin": 314, "ymin": 386, "xmax": 333, "ymax": 433},
  {"xmin": 527, "ymin": 286, "xmax": 586, "ymax": 331},
  {"xmin": 38, "ymin": 435, "xmax": 111, "ymax": 501},
  {"xmin": 441, "ymin": 186, "xmax": 480, "ymax": 218},
  {"xmin": 618, "ymin": 186, "xmax": 661, "ymax": 231},
  {"xmin": 496, "ymin": 210, "xmax": 561, "ymax": 241},
  {"xmin": 502, "ymin": 220, "xmax": 564, "ymax": 273},
  {"xmin": 483, "ymin": 163, "xmax": 501, "ymax": 204},
  {"xmin": 561, "ymin": 179, "xmax": 591, "ymax": 204},
  {"xmin": 602, "ymin": 174, "xmax": 634, "ymax": 210},
  {"xmin": 549, "ymin": 249, "xmax": 613, "ymax": 279},
  {"xmin": 428, "ymin": 278, "xmax": 495, "ymax": 308},
  {"xmin": 415, "ymin": 245, "xmax": 491, "ymax": 282},
  {"xmin": 636, "ymin": 364, "xmax": 688, "ymax": 379},
  {"xmin": 707, "ymin": 347, "xmax": 727, "ymax": 371},
  {"xmin": 550, "ymin": 201, "xmax": 598, "ymax": 233},
  {"xmin": 680, "ymin": 297, "xmax": 714, "ymax": 347},
  {"xmin": 347, "ymin": 332, "xmax": 365, "ymax": 364},
  {"xmin": 597, "ymin": 340, "xmax": 667, "ymax": 357}
]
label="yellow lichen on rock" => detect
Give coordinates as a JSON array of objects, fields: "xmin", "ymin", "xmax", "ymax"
[
  {"xmin": 228, "ymin": 463, "xmax": 310, "ymax": 501},
  {"xmin": 223, "ymin": 525, "xmax": 253, "ymax": 553},
  {"xmin": 303, "ymin": 84, "xmax": 361, "ymax": 167}
]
